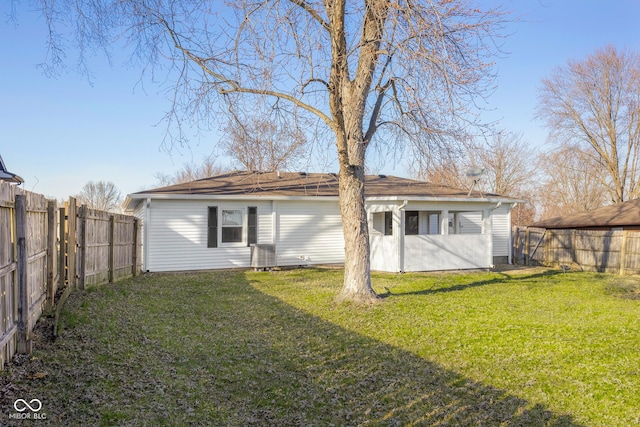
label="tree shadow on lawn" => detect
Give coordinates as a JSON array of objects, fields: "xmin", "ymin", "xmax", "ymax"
[
  {"xmin": 382, "ymin": 270, "xmax": 565, "ymax": 297},
  {"xmin": 193, "ymin": 273, "xmax": 579, "ymax": 426},
  {"xmin": 1, "ymin": 271, "xmax": 581, "ymax": 426}
]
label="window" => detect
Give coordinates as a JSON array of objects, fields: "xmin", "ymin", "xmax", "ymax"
[
  {"xmin": 208, "ymin": 207, "xmax": 257, "ymax": 247},
  {"xmin": 405, "ymin": 211, "xmax": 419, "ymax": 235},
  {"xmin": 372, "ymin": 211, "xmax": 393, "ymax": 236},
  {"xmin": 427, "ymin": 212, "xmax": 441, "ymax": 235},
  {"xmin": 221, "ymin": 209, "xmax": 243, "ymax": 243},
  {"xmin": 207, "ymin": 207, "xmax": 218, "ymax": 248},
  {"xmin": 449, "ymin": 211, "xmax": 483, "ymax": 234},
  {"xmin": 384, "ymin": 211, "xmax": 393, "ymax": 236}
]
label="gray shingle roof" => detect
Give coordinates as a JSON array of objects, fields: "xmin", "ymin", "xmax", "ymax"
[{"xmin": 131, "ymin": 171, "xmax": 502, "ymax": 199}]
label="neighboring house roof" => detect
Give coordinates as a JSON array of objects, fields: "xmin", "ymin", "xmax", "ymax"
[
  {"xmin": 0, "ymin": 155, "xmax": 24, "ymax": 184},
  {"xmin": 530, "ymin": 198, "xmax": 640, "ymax": 229},
  {"xmin": 126, "ymin": 171, "xmax": 516, "ymax": 205}
]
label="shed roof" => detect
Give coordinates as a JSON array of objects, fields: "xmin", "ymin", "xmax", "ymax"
[
  {"xmin": 530, "ymin": 198, "xmax": 640, "ymax": 229},
  {"xmin": 128, "ymin": 170, "xmax": 506, "ymax": 200}
]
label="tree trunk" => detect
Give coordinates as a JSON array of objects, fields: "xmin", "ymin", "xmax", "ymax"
[{"xmin": 336, "ymin": 163, "xmax": 377, "ymax": 304}]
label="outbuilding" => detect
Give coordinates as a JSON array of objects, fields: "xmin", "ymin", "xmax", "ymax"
[
  {"xmin": 124, "ymin": 171, "xmax": 519, "ymax": 272},
  {"xmin": 530, "ymin": 199, "xmax": 640, "ymax": 231}
]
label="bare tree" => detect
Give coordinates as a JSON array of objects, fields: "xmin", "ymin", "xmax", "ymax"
[
  {"xmin": 420, "ymin": 131, "xmax": 535, "ymax": 193},
  {"xmin": 537, "ymin": 45, "xmax": 640, "ymax": 203},
  {"xmin": 536, "ymin": 143, "xmax": 609, "ymax": 219},
  {"xmin": 33, "ymin": 0, "xmax": 506, "ymax": 303},
  {"xmin": 154, "ymin": 157, "xmax": 225, "ymax": 186},
  {"xmin": 419, "ymin": 130, "xmax": 538, "ymax": 224},
  {"xmin": 473, "ymin": 132, "xmax": 537, "ymax": 225},
  {"xmin": 223, "ymin": 111, "xmax": 308, "ymax": 172},
  {"xmin": 76, "ymin": 181, "xmax": 123, "ymax": 212},
  {"xmin": 422, "ymin": 159, "xmax": 468, "ymax": 190},
  {"xmin": 471, "ymin": 131, "xmax": 535, "ymax": 196}
]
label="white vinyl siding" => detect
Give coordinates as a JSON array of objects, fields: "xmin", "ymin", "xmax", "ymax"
[
  {"xmin": 139, "ymin": 196, "xmax": 513, "ymax": 273},
  {"xmin": 145, "ymin": 199, "xmax": 273, "ymax": 271},
  {"xmin": 491, "ymin": 204, "xmax": 512, "ymax": 259},
  {"xmin": 403, "ymin": 234, "xmax": 492, "ymax": 271},
  {"xmin": 455, "ymin": 211, "xmax": 484, "ymax": 234},
  {"xmin": 368, "ymin": 201, "xmax": 502, "ymax": 272},
  {"xmin": 276, "ymin": 200, "xmax": 345, "ymax": 266}
]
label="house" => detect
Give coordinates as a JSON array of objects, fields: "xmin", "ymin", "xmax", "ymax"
[
  {"xmin": 0, "ymin": 155, "xmax": 24, "ymax": 184},
  {"xmin": 530, "ymin": 199, "xmax": 640, "ymax": 231},
  {"xmin": 124, "ymin": 171, "xmax": 520, "ymax": 273}
]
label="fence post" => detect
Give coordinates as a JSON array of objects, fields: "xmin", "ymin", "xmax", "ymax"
[
  {"xmin": 67, "ymin": 198, "xmax": 77, "ymax": 290},
  {"xmin": 109, "ymin": 215, "xmax": 115, "ymax": 283},
  {"xmin": 58, "ymin": 206, "xmax": 66, "ymax": 289},
  {"xmin": 544, "ymin": 230, "xmax": 550, "ymax": 265},
  {"xmin": 620, "ymin": 230, "xmax": 628, "ymax": 275},
  {"xmin": 524, "ymin": 228, "xmax": 530, "ymax": 266},
  {"xmin": 46, "ymin": 200, "xmax": 57, "ymax": 310},
  {"xmin": 78, "ymin": 205, "xmax": 87, "ymax": 290},
  {"xmin": 15, "ymin": 195, "xmax": 32, "ymax": 354}
]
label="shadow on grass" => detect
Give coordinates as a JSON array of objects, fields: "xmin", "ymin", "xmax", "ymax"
[
  {"xmin": 383, "ymin": 270, "xmax": 564, "ymax": 297},
  {"xmin": 1, "ymin": 271, "xmax": 581, "ymax": 426}
]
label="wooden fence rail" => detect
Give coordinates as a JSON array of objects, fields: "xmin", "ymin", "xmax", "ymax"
[
  {"xmin": 0, "ymin": 183, "xmax": 141, "ymax": 368},
  {"xmin": 513, "ymin": 226, "xmax": 640, "ymax": 274}
]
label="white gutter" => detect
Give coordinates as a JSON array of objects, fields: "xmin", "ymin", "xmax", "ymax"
[
  {"xmin": 366, "ymin": 195, "xmax": 523, "ymax": 204},
  {"xmin": 127, "ymin": 193, "xmax": 342, "ymax": 202},
  {"xmin": 127, "ymin": 193, "xmax": 524, "ymax": 204}
]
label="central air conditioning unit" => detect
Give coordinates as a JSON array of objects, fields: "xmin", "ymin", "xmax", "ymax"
[{"xmin": 250, "ymin": 244, "xmax": 277, "ymax": 270}]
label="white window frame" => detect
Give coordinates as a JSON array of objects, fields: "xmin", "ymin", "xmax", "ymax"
[{"xmin": 220, "ymin": 208, "xmax": 246, "ymax": 247}]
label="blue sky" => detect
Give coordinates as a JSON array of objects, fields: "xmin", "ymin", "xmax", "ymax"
[{"xmin": 1, "ymin": 1, "xmax": 639, "ymax": 200}]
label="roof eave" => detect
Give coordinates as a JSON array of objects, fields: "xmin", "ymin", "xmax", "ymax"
[
  {"xmin": 126, "ymin": 193, "xmax": 341, "ymax": 202},
  {"xmin": 127, "ymin": 192, "xmax": 523, "ymax": 204},
  {"xmin": 365, "ymin": 195, "xmax": 524, "ymax": 204}
]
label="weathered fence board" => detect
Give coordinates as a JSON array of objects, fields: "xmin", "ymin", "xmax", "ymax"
[
  {"xmin": 3, "ymin": 189, "xmax": 55, "ymax": 357},
  {"xmin": 0, "ymin": 182, "xmax": 141, "ymax": 368},
  {"xmin": 0, "ymin": 184, "xmax": 17, "ymax": 367},
  {"xmin": 78, "ymin": 208, "xmax": 140, "ymax": 288},
  {"xmin": 514, "ymin": 226, "xmax": 640, "ymax": 275},
  {"xmin": 622, "ymin": 233, "xmax": 640, "ymax": 275}
]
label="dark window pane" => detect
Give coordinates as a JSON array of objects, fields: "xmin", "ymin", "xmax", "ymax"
[
  {"xmin": 405, "ymin": 211, "xmax": 419, "ymax": 235},
  {"xmin": 384, "ymin": 211, "xmax": 393, "ymax": 236},
  {"xmin": 222, "ymin": 226, "xmax": 243, "ymax": 243}
]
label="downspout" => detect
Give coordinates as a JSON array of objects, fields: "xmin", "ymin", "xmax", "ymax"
[
  {"xmin": 485, "ymin": 201, "xmax": 502, "ymax": 268},
  {"xmin": 144, "ymin": 198, "xmax": 151, "ymax": 272},
  {"xmin": 508, "ymin": 202, "xmax": 517, "ymax": 264},
  {"xmin": 398, "ymin": 200, "xmax": 408, "ymax": 273}
]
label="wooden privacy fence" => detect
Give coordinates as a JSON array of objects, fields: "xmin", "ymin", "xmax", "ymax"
[
  {"xmin": 513, "ymin": 227, "xmax": 640, "ymax": 274},
  {"xmin": 0, "ymin": 185, "xmax": 56, "ymax": 366},
  {"xmin": 63, "ymin": 200, "xmax": 141, "ymax": 289},
  {"xmin": 0, "ymin": 183, "xmax": 141, "ymax": 368}
]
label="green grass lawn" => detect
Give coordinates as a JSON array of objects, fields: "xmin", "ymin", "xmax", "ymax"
[{"xmin": 2, "ymin": 267, "xmax": 639, "ymax": 426}]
